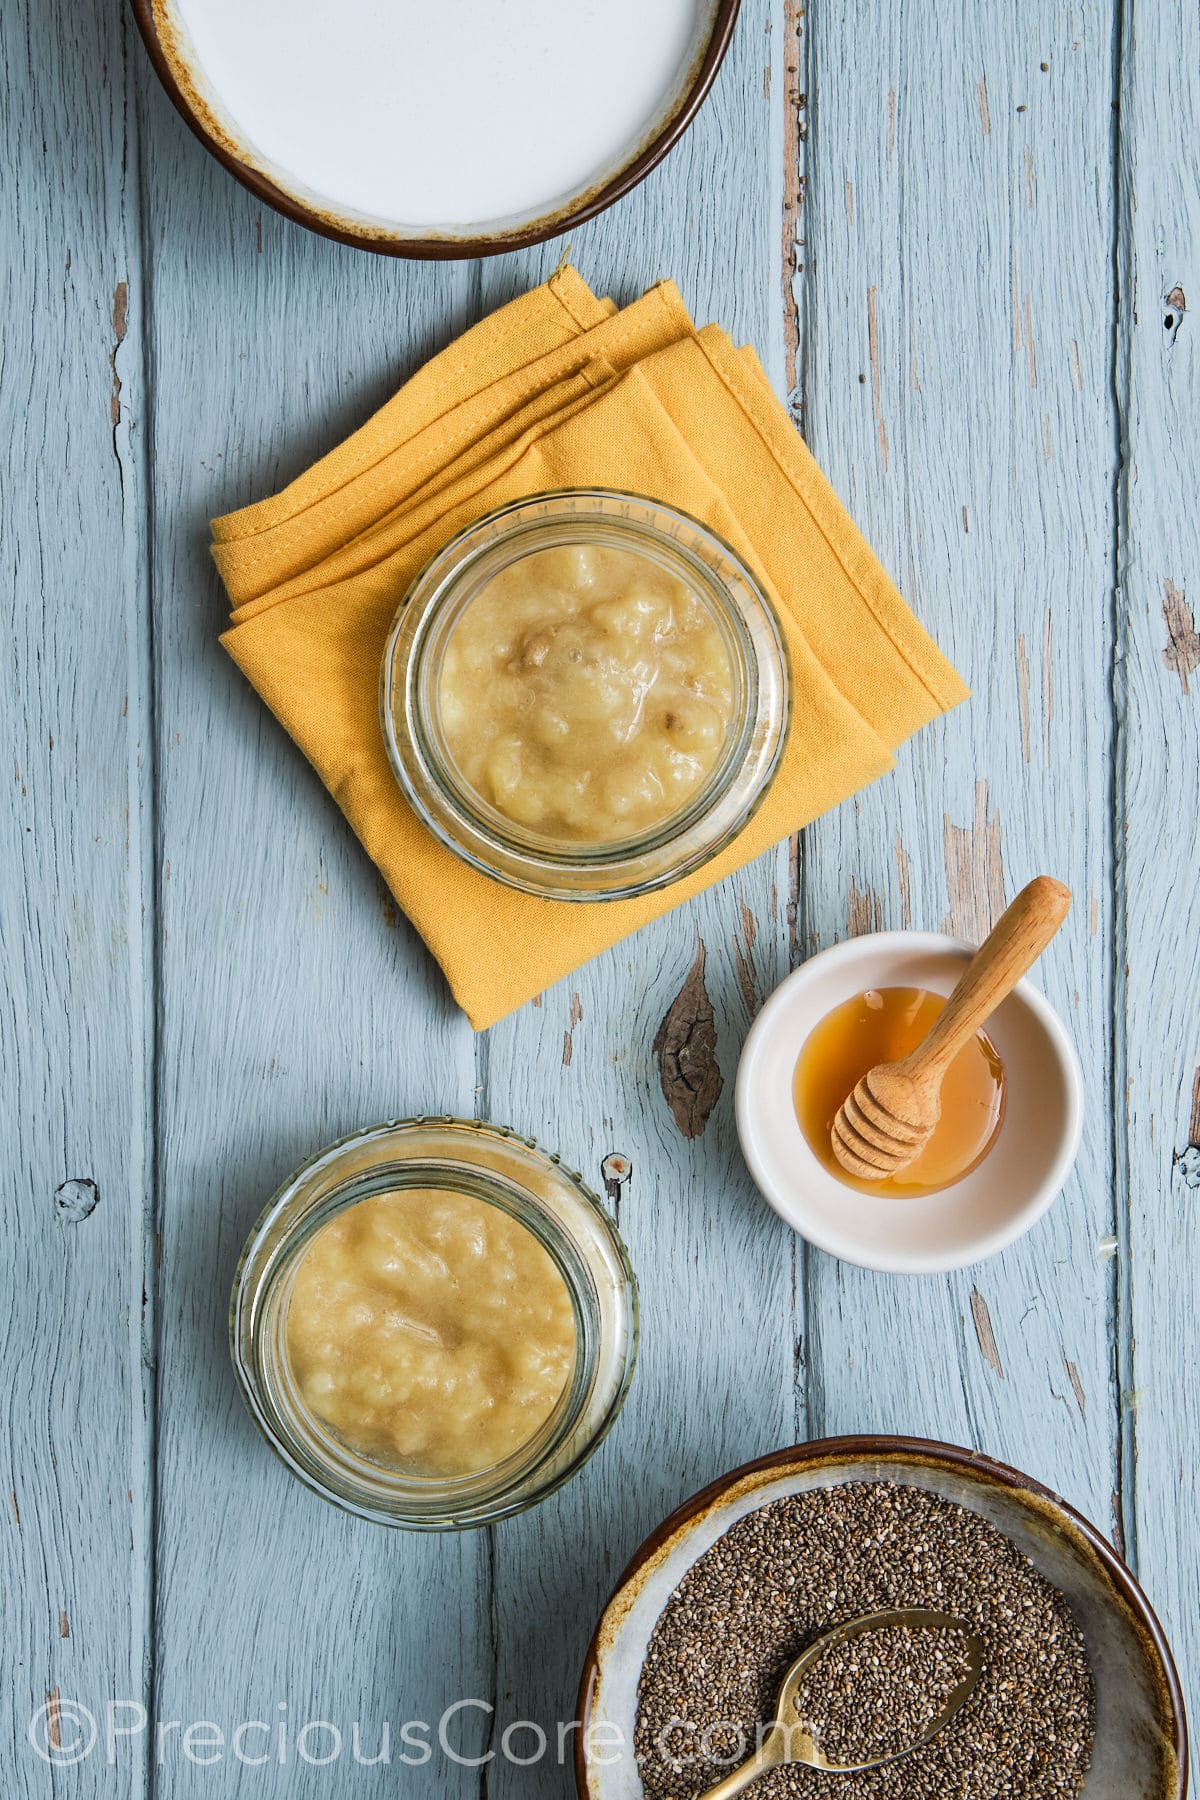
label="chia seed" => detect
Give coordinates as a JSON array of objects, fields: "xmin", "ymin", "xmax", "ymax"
[
  {"xmin": 634, "ymin": 1481, "xmax": 1095, "ymax": 1799},
  {"xmin": 794, "ymin": 1624, "xmax": 972, "ymax": 1767}
]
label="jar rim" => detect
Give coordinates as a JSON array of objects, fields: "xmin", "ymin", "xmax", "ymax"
[
  {"xmin": 379, "ymin": 490, "xmax": 792, "ymax": 900},
  {"xmin": 230, "ymin": 1118, "xmax": 638, "ymax": 1530}
]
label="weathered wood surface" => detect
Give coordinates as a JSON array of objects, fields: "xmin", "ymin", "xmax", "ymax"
[
  {"xmin": 1116, "ymin": 0, "xmax": 1200, "ymax": 1728},
  {"xmin": 799, "ymin": 0, "xmax": 1119, "ymax": 1521},
  {"xmin": 2, "ymin": 0, "xmax": 1197, "ymax": 1794},
  {"xmin": 1, "ymin": 0, "xmax": 153, "ymax": 1790}
]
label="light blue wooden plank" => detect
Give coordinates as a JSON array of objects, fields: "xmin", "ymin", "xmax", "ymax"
[
  {"xmin": 1115, "ymin": 0, "xmax": 1200, "ymax": 1730},
  {"xmin": 0, "ymin": 1, "xmax": 154, "ymax": 1794},
  {"xmin": 797, "ymin": 0, "xmax": 1119, "ymax": 1532},
  {"xmin": 132, "ymin": 67, "xmax": 488, "ymax": 1797},
  {"xmin": 474, "ymin": 7, "xmax": 799, "ymax": 1792}
]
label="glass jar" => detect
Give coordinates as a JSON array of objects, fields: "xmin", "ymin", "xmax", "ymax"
[
  {"xmin": 380, "ymin": 490, "xmax": 791, "ymax": 900},
  {"xmin": 230, "ymin": 1118, "xmax": 638, "ymax": 1530}
]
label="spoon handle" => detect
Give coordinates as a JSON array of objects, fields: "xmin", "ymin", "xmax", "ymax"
[
  {"xmin": 695, "ymin": 1726, "xmax": 788, "ymax": 1799},
  {"xmin": 902, "ymin": 876, "xmax": 1071, "ymax": 1077}
]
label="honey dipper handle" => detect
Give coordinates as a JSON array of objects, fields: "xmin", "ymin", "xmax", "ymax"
[{"xmin": 904, "ymin": 877, "xmax": 1072, "ymax": 1077}]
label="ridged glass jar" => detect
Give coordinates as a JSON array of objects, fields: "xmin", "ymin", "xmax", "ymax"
[
  {"xmin": 231, "ymin": 1118, "xmax": 637, "ymax": 1530},
  {"xmin": 380, "ymin": 490, "xmax": 791, "ymax": 900}
]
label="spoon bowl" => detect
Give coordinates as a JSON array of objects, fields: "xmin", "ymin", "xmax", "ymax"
[{"xmin": 696, "ymin": 1608, "xmax": 985, "ymax": 1796}]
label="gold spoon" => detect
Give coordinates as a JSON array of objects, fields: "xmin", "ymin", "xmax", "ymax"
[
  {"xmin": 830, "ymin": 876, "xmax": 1072, "ymax": 1182},
  {"xmin": 695, "ymin": 1607, "xmax": 985, "ymax": 1797}
]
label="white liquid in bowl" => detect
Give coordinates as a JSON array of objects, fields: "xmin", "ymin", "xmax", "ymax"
[{"xmin": 161, "ymin": 0, "xmax": 711, "ymax": 231}]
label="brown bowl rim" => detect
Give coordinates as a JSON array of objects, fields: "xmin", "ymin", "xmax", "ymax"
[
  {"xmin": 573, "ymin": 1433, "xmax": 1189, "ymax": 1799},
  {"xmin": 127, "ymin": 0, "xmax": 742, "ymax": 259}
]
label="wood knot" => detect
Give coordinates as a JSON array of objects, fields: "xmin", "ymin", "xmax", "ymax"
[
  {"xmin": 1173, "ymin": 1145, "xmax": 1200, "ymax": 1190},
  {"xmin": 1164, "ymin": 286, "xmax": 1186, "ymax": 338},
  {"xmin": 54, "ymin": 1178, "xmax": 99, "ymax": 1223},
  {"xmin": 653, "ymin": 938, "xmax": 723, "ymax": 1139}
]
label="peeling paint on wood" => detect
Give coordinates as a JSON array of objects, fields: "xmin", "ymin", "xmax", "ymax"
[
  {"xmin": 1042, "ymin": 610, "xmax": 1054, "ymax": 765},
  {"xmin": 562, "ymin": 991, "xmax": 583, "ymax": 1066},
  {"xmin": 733, "ymin": 899, "xmax": 760, "ymax": 1014},
  {"xmin": 866, "ymin": 285, "xmax": 889, "ymax": 472},
  {"xmin": 1161, "ymin": 581, "xmax": 1199, "ymax": 694},
  {"xmin": 780, "ymin": 0, "xmax": 806, "ymax": 406},
  {"xmin": 847, "ymin": 876, "xmax": 883, "ymax": 937},
  {"xmin": 894, "ymin": 834, "xmax": 912, "ymax": 929},
  {"xmin": 653, "ymin": 938, "xmax": 724, "ymax": 1139},
  {"xmin": 1023, "ymin": 292, "xmax": 1038, "ymax": 387},
  {"xmin": 943, "ymin": 782, "xmax": 1004, "ymax": 942},
  {"xmin": 970, "ymin": 1288, "xmax": 1005, "ymax": 1379},
  {"xmin": 1173, "ymin": 1147, "xmax": 1200, "ymax": 1187},
  {"xmin": 109, "ymin": 281, "xmax": 127, "ymax": 429},
  {"xmin": 787, "ymin": 834, "xmax": 801, "ymax": 965},
  {"xmin": 1174, "ymin": 1070, "xmax": 1200, "ymax": 1188},
  {"xmin": 1063, "ymin": 1353, "xmax": 1087, "ymax": 1418},
  {"xmin": 1017, "ymin": 631, "xmax": 1032, "ymax": 762}
]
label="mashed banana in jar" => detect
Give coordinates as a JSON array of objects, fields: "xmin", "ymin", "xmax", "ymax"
[
  {"xmin": 286, "ymin": 1188, "xmax": 576, "ymax": 1478},
  {"xmin": 437, "ymin": 542, "xmax": 735, "ymax": 842}
]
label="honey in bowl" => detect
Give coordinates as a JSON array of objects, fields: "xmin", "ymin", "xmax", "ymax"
[{"xmin": 793, "ymin": 988, "xmax": 1006, "ymax": 1196}]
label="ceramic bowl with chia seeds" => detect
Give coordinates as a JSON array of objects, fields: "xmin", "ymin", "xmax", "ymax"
[{"xmin": 575, "ymin": 1437, "xmax": 1187, "ymax": 1800}]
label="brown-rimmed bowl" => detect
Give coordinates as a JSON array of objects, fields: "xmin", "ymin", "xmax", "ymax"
[
  {"xmin": 129, "ymin": 0, "xmax": 741, "ymax": 258},
  {"xmin": 575, "ymin": 1437, "xmax": 1188, "ymax": 1799}
]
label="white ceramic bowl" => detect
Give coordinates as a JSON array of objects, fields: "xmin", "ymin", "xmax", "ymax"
[
  {"xmin": 132, "ymin": 0, "xmax": 740, "ymax": 257},
  {"xmin": 734, "ymin": 932, "xmax": 1083, "ymax": 1274}
]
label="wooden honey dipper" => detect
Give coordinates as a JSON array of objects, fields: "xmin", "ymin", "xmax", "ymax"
[{"xmin": 830, "ymin": 876, "xmax": 1072, "ymax": 1183}]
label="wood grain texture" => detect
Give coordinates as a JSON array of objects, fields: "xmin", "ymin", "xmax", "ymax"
[
  {"xmin": 796, "ymin": 0, "xmax": 1119, "ymax": 1529},
  {"xmin": 0, "ymin": 2, "xmax": 153, "ymax": 1794},
  {"xmin": 133, "ymin": 49, "xmax": 484, "ymax": 1800},
  {"xmin": 4, "ymin": 0, "xmax": 1200, "ymax": 1787},
  {"xmin": 476, "ymin": 15, "xmax": 798, "ymax": 1792},
  {"xmin": 1115, "ymin": 0, "xmax": 1200, "ymax": 1723}
]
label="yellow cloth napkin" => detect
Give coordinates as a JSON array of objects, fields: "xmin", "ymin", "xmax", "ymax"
[{"xmin": 213, "ymin": 268, "xmax": 967, "ymax": 1030}]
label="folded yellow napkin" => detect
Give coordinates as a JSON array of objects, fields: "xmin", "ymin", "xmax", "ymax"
[{"xmin": 213, "ymin": 268, "xmax": 967, "ymax": 1030}]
